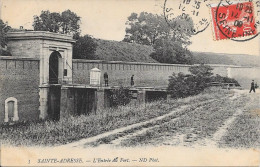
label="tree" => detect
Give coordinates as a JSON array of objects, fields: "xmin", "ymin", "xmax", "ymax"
[
  {"xmin": 0, "ymin": 19, "xmax": 12, "ymax": 56},
  {"xmin": 0, "ymin": 19, "xmax": 11, "ymax": 48},
  {"xmin": 150, "ymin": 38, "xmax": 193, "ymax": 64},
  {"xmin": 123, "ymin": 12, "xmax": 195, "ymax": 64},
  {"xmin": 33, "ymin": 10, "xmax": 81, "ymax": 39},
  {"xmin": 123, "ymin": 12, "xmax": 170, "ymax": 45},
  {"xmin": 123, "ymin": 12, "xmax": 194, "ymax": 47},
  {"xmin": 73, "ymin": 35, "xmax": 97, "ymax": 59}
]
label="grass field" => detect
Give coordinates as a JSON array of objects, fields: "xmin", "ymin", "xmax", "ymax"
[
  {"xmin": 75, "ymin": 90, "xmax": 259, "ymax": 149},
  {"xmin": 0, "ymin": 88, "xmax": 229, "ymax": 147},
  {"xmin": 118, "ymin": 94, "xmax": 247, "ymax": 147},
  {"xmin": 103, "ymin": 91, "xmax": 259, "ymax": 149},
  {"xmin": 219, "ymin": 94, "xmax": 260, "ymax": 148}
]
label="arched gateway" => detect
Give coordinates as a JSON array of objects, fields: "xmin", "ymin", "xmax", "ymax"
[
  {"xmin": 6, "ymin": 31, "xmax": 75, "ymax": 120},
  {"xmin": 49, "ymin": 51, "xmax": 62, "ymax": 84}
]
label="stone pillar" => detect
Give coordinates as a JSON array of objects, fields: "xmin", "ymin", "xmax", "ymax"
[
  {"xmin": 60, "ymin": 87, "xmax": 69, "ymax": 119},
  {"xmin": 96, "ymin": 89, "xmax": 105, "ymax": 111},
  {"xmin": 137, "ymin": 90, "xmax": 146, "ymax": 105},
  {"xmin": 39, "ymin": 85, "xmax": 49, "ymax": 120},
  {"xmin": 104, "ymin": 90, "xmax": 111, "ymax": 108}
]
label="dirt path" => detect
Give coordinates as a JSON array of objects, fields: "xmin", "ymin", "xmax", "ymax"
[
  {"xmin": 58, "ymin": 89, "xmax": 258, "ymax": 149},
  {"xmin": 190, "ymin": 92, "xmax": 243, "ymax": 147},
  {"xmin": 58, "ymin": 98, "xmax": 220, "ymax": 149},
  {"xmin": 58, "ymin": 105, "xmax": 189, "ymax": 148}
]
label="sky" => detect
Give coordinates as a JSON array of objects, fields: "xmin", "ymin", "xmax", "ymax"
[{"xmin": 0, "ymin": 0, "xmax": 259, "ymax": 56}]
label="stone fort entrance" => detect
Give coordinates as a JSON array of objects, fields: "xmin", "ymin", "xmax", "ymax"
[{"xmin": 6, "ymin": 31, "xmax": 75, "ymax": 120}]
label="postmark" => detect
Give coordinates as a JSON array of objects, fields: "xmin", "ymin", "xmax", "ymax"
[
  {"xmin": 211, "ymin": 0, "xmax": 260, "ymax": 41},
  {"xmin": 164, "ymin": 0, "xmax": 211, "ymax": 35}
]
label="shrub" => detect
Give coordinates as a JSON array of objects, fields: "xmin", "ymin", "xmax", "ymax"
[
  {"xmin": 168, "ymin": 64, "xmax": 213, "ymax": 98},
  {"xmin": 211, "ymin": 74, "xmax": 240, "ymax": 86},
  {"xmin": 168, "ymin": 64, "xmax": 241, "ymax": 98},
  {"xmin": 109, "ymin": 87, "xmax": 131, "ymax": 107}
]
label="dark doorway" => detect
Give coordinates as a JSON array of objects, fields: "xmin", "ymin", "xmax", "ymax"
[
  {"xmin": 74, "ymin": 88, "xmax": 96, "ymax": 116},
  {"xmin": 49, "ymin": 51, "xmax": 61, "ymax": 84},
  {"xmin": 48, "ymin": 85, "xmax": 61, "ymax": 120},
  {"xmin": 7, "ymin": 101, "xmax": 14, "ymax": 120}
]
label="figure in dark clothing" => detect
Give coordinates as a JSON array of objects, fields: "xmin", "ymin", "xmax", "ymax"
[
  {"xmin": 131, "ymin": 75, "xmax": 134, "ymax": 86},
  {"xmin": 249, "ymin": 80, "xmax": 255, "ymax": 93},
  {"xmin": 104, "ymin": 72, "xmax": 109, "ymax": 87}
]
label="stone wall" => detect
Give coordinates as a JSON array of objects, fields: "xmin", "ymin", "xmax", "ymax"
[
  {"xmin": 72, "ymin": 60, "xmax": 258, "ymax": 88},
  {"xmin": 72, "ymin": 60, "xmax": 191, "ymax": 87},
  {"xmin": 7, "ymin": 39, "xmax": 42, "ymax": 58},
  {"xmin": 0, "ymin": 56, "xmax": 40, "ymax": 122}
]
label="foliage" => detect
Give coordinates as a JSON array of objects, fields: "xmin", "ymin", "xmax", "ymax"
[
  {"xmin": 123, "ymin": 12, "xmax": 194, "ymax": 64},
  {"xmin": 168, "ymin": 64, "xmax": 213, "ymax": 98},
  {"xmin": 109, "ymin": 87, "xmax": 131, "ymax": 107},
  {"xmin": 123, "ymin": 12, "xmax": 170, "ymax": 45},
  {"xmin": 211, "ymin": 74, "xmax": 240, "ymax": 86},
  {"xmin": 33, "ymin": 10, "xmax": 81, "ymax": 39},
  {"xmin": 123, "ymin": 12, "xmax": 194, "ymax": 46},
  {"xmin": 150, "ymin": 39, "xmax": 193, "ymax": 64},
  {"xmin": 0, "ymin": 19, "xmax": 11, "ymax": 48},
  {"xmin": 73, "ymin": 35, "xmax": 97, "ymax": 59}
]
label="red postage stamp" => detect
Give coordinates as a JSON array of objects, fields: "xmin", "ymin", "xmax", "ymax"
[{"xmin": 211, "ymin": 1, "xmax": 257, "ymax": 40}]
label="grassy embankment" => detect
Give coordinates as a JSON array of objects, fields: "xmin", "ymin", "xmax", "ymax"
[
  {"xmin": 115, "ymin": 93, "xmax": 259, "ymax": 148},
  {"xmin": 0, "ymin": 88, "xmax": 230, "ymax": 147},
  {"xmin": 219, "ymin": 94, "xmax": 260, "ymax": 148}
]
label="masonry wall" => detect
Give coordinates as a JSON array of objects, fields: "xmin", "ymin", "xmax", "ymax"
[
  {"xmin": 72, "ymin": 60, "xmax": 232, "ymax": 87},
  {"xmin": 72, "ymin": 60, "xmax": 192, "ymax": 87},
  {"xmin": 7, "ymin": 39, "xmax": 42, "ymax": 58},
  {"xmin": 0, "ymin": 57, "xmax": 40, "ymax": 122}
]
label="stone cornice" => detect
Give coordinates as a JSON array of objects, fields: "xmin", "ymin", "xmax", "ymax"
[
  {"xmin": 7, "ymin": 31, "xmax": 76, "ymax": 43},
  {"xmin": 0, "ymin": 56, "xmax": 40, "ymax": 61},
  {"xmin": 72, "ymin": 59, "xmax": 253, "ymax": 68}
]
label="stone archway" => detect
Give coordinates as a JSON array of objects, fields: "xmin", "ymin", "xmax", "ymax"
[{"xmin": 49, "ymin": 51, "xmax": 62, "ymax": 84}]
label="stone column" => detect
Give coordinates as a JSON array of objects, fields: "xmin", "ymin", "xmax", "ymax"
[
  {"xmin": 60, "ymin": 87, "xmax": 69, "ymax": 119},
  {"xmin": 96, "ymin": 88, "xmax": 105, "ymax": 112},
  {"xmin": 137, "ymin": 90, "xmax": 146, "ymax": 105},
  {"xmin": 39, "ymin": 85, "xmax": 49, "ymax": 120}
]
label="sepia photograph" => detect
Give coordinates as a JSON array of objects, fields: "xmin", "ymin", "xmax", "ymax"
[{"xmin": 0, "ymin": 0, "xmax": 259, "ymax": 166}]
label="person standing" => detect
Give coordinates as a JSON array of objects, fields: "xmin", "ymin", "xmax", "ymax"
[
  {"xmin": 104, "ymin": 72, "xmax": 109, "ymax": 87},
  {"xmin": 131, "ymin": 75, "xmax": 134, "ymax": 86},
  {"xmin": 249, "ymin": 80, "xmax": 255, "ymax": 93}
]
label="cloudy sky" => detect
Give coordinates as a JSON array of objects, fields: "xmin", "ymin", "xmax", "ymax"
[{"xmin": 1, "ymin": 0, "xmax": 259, "ymax": 56}]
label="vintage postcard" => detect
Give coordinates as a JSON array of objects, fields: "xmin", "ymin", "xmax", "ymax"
[{"xmin": 0, "ymin": 0, "xmax": 260, "ymax": 166}]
